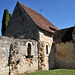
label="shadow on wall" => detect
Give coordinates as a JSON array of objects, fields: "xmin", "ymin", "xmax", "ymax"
[
  {"xmin": 8, "ymin": 44, "xmax": 13, "ymax": 75},
  {"xmin": 48, "ymin": 44, "xmax": 55, "ymax": 70},
  {"xmin": 62, "ymin": 27, "xmax": 73, "ymax": 42},
  {"xmin": 8, "ymin": 44, "xmax": 20, "ymax": 75}
]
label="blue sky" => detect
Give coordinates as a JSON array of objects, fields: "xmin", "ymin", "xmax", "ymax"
[{"xmin": 0, "ymin": 0, "xmax": 75, "ymax": 35}]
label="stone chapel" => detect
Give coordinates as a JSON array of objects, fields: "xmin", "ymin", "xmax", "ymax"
[{"xmin": 0, "ymin": 1, "xmax": 75, "ymax": 75}]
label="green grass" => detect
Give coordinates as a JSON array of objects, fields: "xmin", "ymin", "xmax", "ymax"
[{"xmin": 19, "ymin": 69, "xmax": 75, "ymax": 75}]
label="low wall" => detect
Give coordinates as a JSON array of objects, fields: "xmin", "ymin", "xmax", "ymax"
[
  {"xmin": 0, "ymin": 36, "xmax": 38, "ymax": 75},
  {"xmin": 54, "ymin": 41, "xmax": 75, "ymax": 69}
]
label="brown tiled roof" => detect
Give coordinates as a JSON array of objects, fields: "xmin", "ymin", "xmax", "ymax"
[
  {"xmin": 18, "ymin": 1, "xmax": 58, "ymax": 33},
  {"xmin": 53, "ymin": 26, "xmax": 74, "ymax": 43}
]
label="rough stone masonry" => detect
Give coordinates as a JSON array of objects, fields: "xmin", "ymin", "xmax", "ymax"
[{"xmin": 0, "ymin": 1, "xmax": 75, "ymax": 75}]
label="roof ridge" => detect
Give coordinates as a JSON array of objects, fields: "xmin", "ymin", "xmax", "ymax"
[
  {"xmin": 56, "ymin": 26, "xmax": 74, "ymax": 32},
  {"xmin": 18, "ymin": 1, "xmax": 47, "ymax": 18},
  {"xmin": 17, "ymin": 1, "xmax": 58, "ymax": 33}
]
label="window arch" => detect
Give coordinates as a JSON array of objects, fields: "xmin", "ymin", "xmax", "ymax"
[
  {"xmin": 46, "ymin": 45, "xmax": 48, "ymax": 54},
  {"xmin": 27, "ymin": 43, "xmax": 31, "ymax": 58}
]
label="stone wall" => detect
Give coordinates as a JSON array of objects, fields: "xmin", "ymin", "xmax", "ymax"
[
  {"xmin": 17, "ymin": 39, "xmax": 38, "ymax": 74},
  {"xmin": 49, "ymin": 44, "xmax": 55, "ymax": 69},
  {"xmin": 39, "ymin": 29, "xmax": 54, "ymax": 70},
  {"xmin": 0, "ymin": 36, "xmax": 38, "ymax": 75},
  {"xmin": 54, "ymin": 41, "xmax": 75, "ymax": 69},
  {"xmin": 0, "ymin": 36, "xmax": 12, "ymax": 75}
]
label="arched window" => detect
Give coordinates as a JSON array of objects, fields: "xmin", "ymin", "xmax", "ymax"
[
  {"xmin": 46, "ymin": 45, "xmax": 48, "ymax": 54},
  {"xmin": 27, "ymin": 43, "xmax": 31, "ymax": 58}
]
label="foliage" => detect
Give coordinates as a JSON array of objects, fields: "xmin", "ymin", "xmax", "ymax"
[
  {"xmin": 19, "ymin": 69, "xmax": 75, "ymax": 75},
  {"xmin": 2, "ymin": 9, "xmax": 11, "ymax": 35},
  {"xmin": 19, "ymin": 35, "xmax": 25, "ymax": 39}
]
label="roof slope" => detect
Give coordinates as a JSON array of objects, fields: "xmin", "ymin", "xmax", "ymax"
[
  {"xmin": 53, "ymin": 26, "xmax": 75, "ymax": 43},
  {"xmin": 18, "ymin": 1, "xmax": 58, "ymax": 33}
]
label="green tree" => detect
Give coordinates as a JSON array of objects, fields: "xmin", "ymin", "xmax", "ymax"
[{"xmin": 2, "ymin": 9, "xmax": 11, "ymax": 36}]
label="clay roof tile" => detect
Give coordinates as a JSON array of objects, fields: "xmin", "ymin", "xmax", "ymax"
[
  {"xmin": 18, "ymin": 1, "xmax": 58, "ymax": 33},
  {"xmin": 53, "ymin": 26, "xmax": 74, "ymax": 43}
]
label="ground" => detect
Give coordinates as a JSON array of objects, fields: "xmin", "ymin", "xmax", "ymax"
[{"xmin": 19, "ymin": 69, "xmax": 75, "ymax": 75}]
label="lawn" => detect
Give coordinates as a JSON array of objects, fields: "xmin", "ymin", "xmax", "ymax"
[{"xmin": 19, "ymin": 69, "xmax": 75, "ymax": 75}]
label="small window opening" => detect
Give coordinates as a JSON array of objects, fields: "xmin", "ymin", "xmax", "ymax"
[
  {"xmin": 46, "ymin": 45, "xmax": 48, "ymax": 54},
  {"xmin": 27, "ymin": 43, "xmax": 31, "ymax": 58}
]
